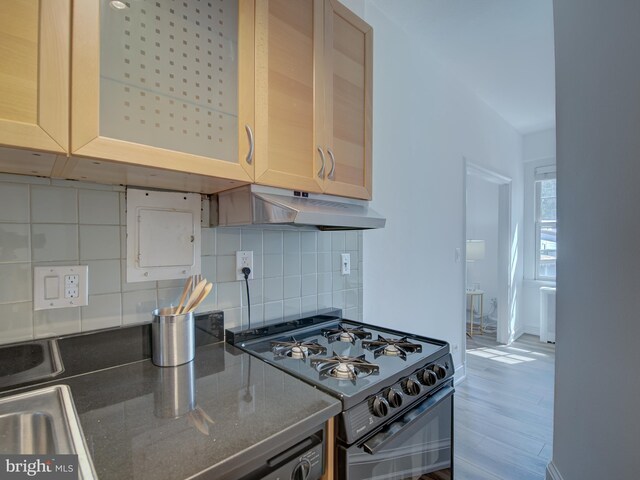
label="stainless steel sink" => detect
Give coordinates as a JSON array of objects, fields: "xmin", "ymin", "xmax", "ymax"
[
  {"xmin": 0, "ymin": 339, "xmax": 64, "ymax": 389},
  {"xmin": 0, "ymin": 385, "xmax": 97, "ymax": 479}
]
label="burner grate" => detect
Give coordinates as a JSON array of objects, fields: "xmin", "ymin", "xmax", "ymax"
[
  {"xmin": 271, "ymin": 337, "xmax": 326, "ymax": 360},
  {"xmin": 321, "ymin": 324, "xmax": 372, "ymax": 344},
  {"xmin": 361, "ymin": 335, "xmax": 422, "ymax": 360},
  {"xmin": 310, "ymin": 353, "xmax": 379, "ymax": 383}
]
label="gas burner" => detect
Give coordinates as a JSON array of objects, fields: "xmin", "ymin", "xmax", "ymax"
[
  {"xmin": 321, "ymin": 324, "xmax": 372, "ymax": 344},
  {"xmin": 271, "ymin": 338, "xmax": 326, "ymax": 360},
  {"xmin": 310, "ymin": 353, "xmax": 379, "ymax": 382},
  {"xmin": 361, "ymin": 335, "xmax": 422, "ymax": 360}
]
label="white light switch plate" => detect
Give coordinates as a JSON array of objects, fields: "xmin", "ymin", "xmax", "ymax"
[{"xmin": 34, "ymin": 265, "xmax": 89, "ymax": 310}]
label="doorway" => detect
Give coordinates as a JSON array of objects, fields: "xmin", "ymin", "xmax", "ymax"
[{"xmin": 463, "ymin": 160, "xmax": 513, "ymax": 346}]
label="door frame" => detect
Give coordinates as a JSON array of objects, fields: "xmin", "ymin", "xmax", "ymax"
[{"xmin": 463, "ymin": 159, "xmax": 513, "ymax": 346}]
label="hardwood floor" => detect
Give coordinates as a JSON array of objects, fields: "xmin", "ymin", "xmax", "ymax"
[{"xmin": 454, "ymin": 333, "xmax": 555, "ymax": 479}]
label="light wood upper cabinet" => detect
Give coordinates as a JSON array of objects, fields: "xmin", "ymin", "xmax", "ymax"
[
  {"xmin": 254, "ymin": 0, "xmax": 372, "ymax": 199},
  {"xmin": 0, "ymin": 0, "xmax": 70, "ymax": 154},
  {"xmin": 322, "ymin": 0, "xmax": 372, "ymax": 200},
  {"xmin": 70, "ymin": 0, "xmax": 255, "ymax": 185},
  {"xmin": 254, "ymin": 0, "xmax": 325, "ymax": 193}
]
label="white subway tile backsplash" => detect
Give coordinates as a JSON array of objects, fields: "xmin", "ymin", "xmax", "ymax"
[
  {"xmin": 34, "ymin": 307, "xmax": 81, "ymax": 338},
  {"xmin": 331, "ymin": 231, "xmax": 346, "ymax": 252},
  {"xmin": 243, "ymin": 278, "xmax": 263, "ymax": 305},
  {"xmin": 81, "ymin": 293, "xmax": 122, "ymax": 331},
  {"xmin": 156, "ymin": 287, "xmax": 183, "ymax": 310},
  {"xmin": 317, "ymin": 273, "xmax": 332, "ymax": 294},
  {"xmin": 0, "ymin": 302, "xmax": 33, "ymax": 344},
  {"xmin": 216, "ymin": 255, "xmax": 235, "ymax": 283},
  {"xmin": 317, "ymin": 232, "xmax": 331, "ymax": 252},
  {"xmin": 201, "ymin": 228, "xmax": 216, "ymax": 256},
  {"xmin": 283, "ymin": 276, "xmax": 301, "ymax": 299},
  {"xmin": 301, "ymin": 252, "xmax": 317, "ymax": 275},
  {"xmin": 264, "ymin": 254, "xmax": 283, "ymax": 278},
  {"xmin": 86, "ymin": 259, "xmax": 121, "ymax": 295},
  {"xmin": 242, "ymin": 305, "xmax": 264, "ymax": 327},
  {"xmin": 284, "ymin": 298, "xmax": 301, "ymax": 317},
  {"xmin": 345, "ymin": 231, "xmax": 358, "ymax": 251},
  {"xmin": 0, "ymin": 263, "xmax": 31, "ymax": 303},
  {"xmin": 201, "ymin": 256, "xmax": 216, "ymax": 284},
  {"xmin": 300, "ymin": 231, "xmax": 317, "ymax": 253},
  {"xmin": 264, "ymin": 277, "xmax": 283, "ymax": 302},
  {"xmin": 0, "ymin": 183, "xmax": 29, "ymax": 222},
  {"xmin": 241, "ymin": 229, "xmax": 262, "ymax": 254},
  {"xmin": 32, "ymin": 224, "xmax": 78, "ymax": 262},
  {"xmin": 79, "ymin": 190, "xmax": 120, "ymax": 225},
  {"xmin": 0, "ymin": 224, "xmax": 30, "ymax": 263},
  {"xmin": 283, "ymin": 231, "xmax": 300, "ymax": 254},
  {"xmin": 301, "ymin": 295, "xmax": 317, "ymax": 315},
  {"xmin": 332, "ymin": 272, "xmax": 345, "ymax": 292},
  {"xmin": 217, "ymin": 281, "xmax": 241, "ymax": 309},
  {"xmin": 0, "ymin": 176, "xmax": 364, "ymax": 343},
  {"xmin": 301, "ymin": 274, "xmax": 317, "ymax": 297},
  {"xmin": 332, "ymin": 291, "xmax": 346, "ymax": 310},
  {"xmin": 31, "ymin": 186, "xmax": 77, "ymax": 224},
  {"xmin": 264, "ymin": 301, "xmax": 283, "ymax": 322},
  {"xmin": 80, "ymin": 225, "xmax": 120, "ymax": 260},
  {"xmin": 122, "ymin": 290, "xmax": 157, "ymax": 325},
  {"xmin": 217, "ymin": 228, "xmax": 241, "ymax": 255},
  {"xmin": 345, "ymin": 289, "xmax": 359, "ymax": 309},
  {"xmin": 317, "ymin": 252, "xmax": 332, "ymax": 273},
  {"xmin": 263, "ymin": 230, "xmax": 283, "ymax": 254},
  {"xmin": 317, "ymin": 293, "xmax": 332, "ymax": 310},
  {"xmin": 345, "ymin": 308, "xmax": 359, "ymax": 321},
  {"xmin": 283, "ymin": 254, "xmax": 300, "ymax": 276}
]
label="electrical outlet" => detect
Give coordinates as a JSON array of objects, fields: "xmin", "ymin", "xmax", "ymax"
[
  {"xmin": 341, "ymin": 253, "xmax": 351, "ymax": 275},
  {"xmin": 236, "ymin": 251, "xmax": 254, "ymax": 280},
  {"xmin": 34, "ymin": 265, "xmax": 89, "ymax": 310}
]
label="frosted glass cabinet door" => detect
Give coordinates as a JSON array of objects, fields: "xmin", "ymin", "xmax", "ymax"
[{"xmin": 72, "ymin": 0, "xmax": 254, "ymax": 183}]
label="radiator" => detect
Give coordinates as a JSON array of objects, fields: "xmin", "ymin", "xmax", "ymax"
[{"xmin": 540, "ymin": 287, "xmax": 556, "ymax": 343}]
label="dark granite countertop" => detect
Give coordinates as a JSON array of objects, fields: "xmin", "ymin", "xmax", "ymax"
[{"xmin": 0, "ymin": 324, "xmax": 341, "ymax": 480}]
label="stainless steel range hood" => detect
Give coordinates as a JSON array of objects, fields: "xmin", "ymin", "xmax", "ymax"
[{"xmin": 217, "ymin": 185, "xmax": 385, "ymax": 230}]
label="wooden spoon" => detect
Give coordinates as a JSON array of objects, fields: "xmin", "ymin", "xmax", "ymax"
[
  {"xmin": 185, "ymin": 282, "xmax": 213, "ymax": 313},
  {"xmin": 175, "ymin": 277, "xmax": 193, "ymax": 314},
  {"xmin": 181, "ymin": 279, "xmax": 207, "ymax": 315}
]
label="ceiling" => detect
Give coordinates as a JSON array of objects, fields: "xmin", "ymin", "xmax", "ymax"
[{"xmin": 371, "ymin": 0, "xmax": 556, "ymax": 134}]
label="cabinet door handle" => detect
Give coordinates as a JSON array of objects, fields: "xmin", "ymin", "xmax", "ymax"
[
  {"xmin": 245, "ymin": 124, "xmax": 254, "ymax": 164},
  {"xmin": 317, "ymin": 147, "xmax": 326, "ymax": 179},
  {"xmin": 327, "ymin": 148, "xmax": 336, "ymax": 180}
]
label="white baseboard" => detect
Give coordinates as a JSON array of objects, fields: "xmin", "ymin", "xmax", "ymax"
[
  {"xmin": 523, "ymin": 325, "xmax": 540, "ymax": 336},
  {"xmin": 454, "ymin": 363, "xmax": 466, "ymax": 385},
  {"xmin": 546, "ymin": 460, "xmax": 563, "ymax": 480},
  {"xmin": 513, "ymin": 325, "xmax": 526, "ymax": 341}
]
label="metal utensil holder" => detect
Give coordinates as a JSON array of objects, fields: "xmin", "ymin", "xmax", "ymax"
[{"xmin": 152, "ymin": 307, "xmax": 195, "ymax": 367}]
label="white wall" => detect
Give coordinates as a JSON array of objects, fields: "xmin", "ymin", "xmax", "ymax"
[
  {"xmin": 340, "ymin": 0, "xmax": 525, "ymax": 371},
  {"xmin": 551, "ymin": 1, "xmax": 640, "ymax": 478},
  {"xmin": 521, "ymin": 128, "xmax": 556, "ymax": 336},
  {"xmin": 466, "ymin": 174, "xmax": 499, "ymax": 314}
]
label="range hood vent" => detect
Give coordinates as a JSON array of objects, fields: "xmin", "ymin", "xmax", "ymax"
[{"xmin": 217, "ymin": 185, "xmax": 385, "ymax": 230}]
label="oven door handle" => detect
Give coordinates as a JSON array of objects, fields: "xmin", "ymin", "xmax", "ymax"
[{"xmin": 360, "ymin": 385, "xmax": 454, "ymax": 455}]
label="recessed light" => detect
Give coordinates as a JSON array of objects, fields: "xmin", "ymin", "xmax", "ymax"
[{"xmin": 109, "ymin": 1, "xmax": 129, "ymax": 10}]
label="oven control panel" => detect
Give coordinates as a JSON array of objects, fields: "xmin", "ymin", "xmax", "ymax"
[{"xmin": 340, "ymin": 353, "xmax": 454, "ymax": 445}]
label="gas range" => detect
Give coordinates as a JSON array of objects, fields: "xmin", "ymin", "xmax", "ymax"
[{"xmin": 226, "ymin": 309, "xmax": 454, "ymax": 444}]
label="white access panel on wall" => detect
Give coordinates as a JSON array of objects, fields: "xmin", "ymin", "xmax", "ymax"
[{"xmin": 126, "ymin": 189, "xmax": 201, "ymax": 282}]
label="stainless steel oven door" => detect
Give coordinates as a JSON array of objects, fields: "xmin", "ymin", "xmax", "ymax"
[{"xmin": 338, "ymin": 384, "xmax": 453, "ymax": 480}]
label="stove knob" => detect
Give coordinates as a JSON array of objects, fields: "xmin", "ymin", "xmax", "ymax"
[
  {"xmin": 418, "ymin": 368, "xmax": 438, "ymax": 386},
  {"xmin": 429, "ymin": 364, "xmax": 447, "ymax": 380},
  {"xmin": 370, "ymin": 396, "xmax": 390, "ymax": 417},
  {"xmin": 291, "ymin": 459, "xmax": 311, "ymax": 480},
  {"xmin": 401, "ymin": 378, "xmax": 421, "ymax": 396},
  {"xmin": 385, "ymin": 388, "xmax": 403, "ymax": 408}
]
